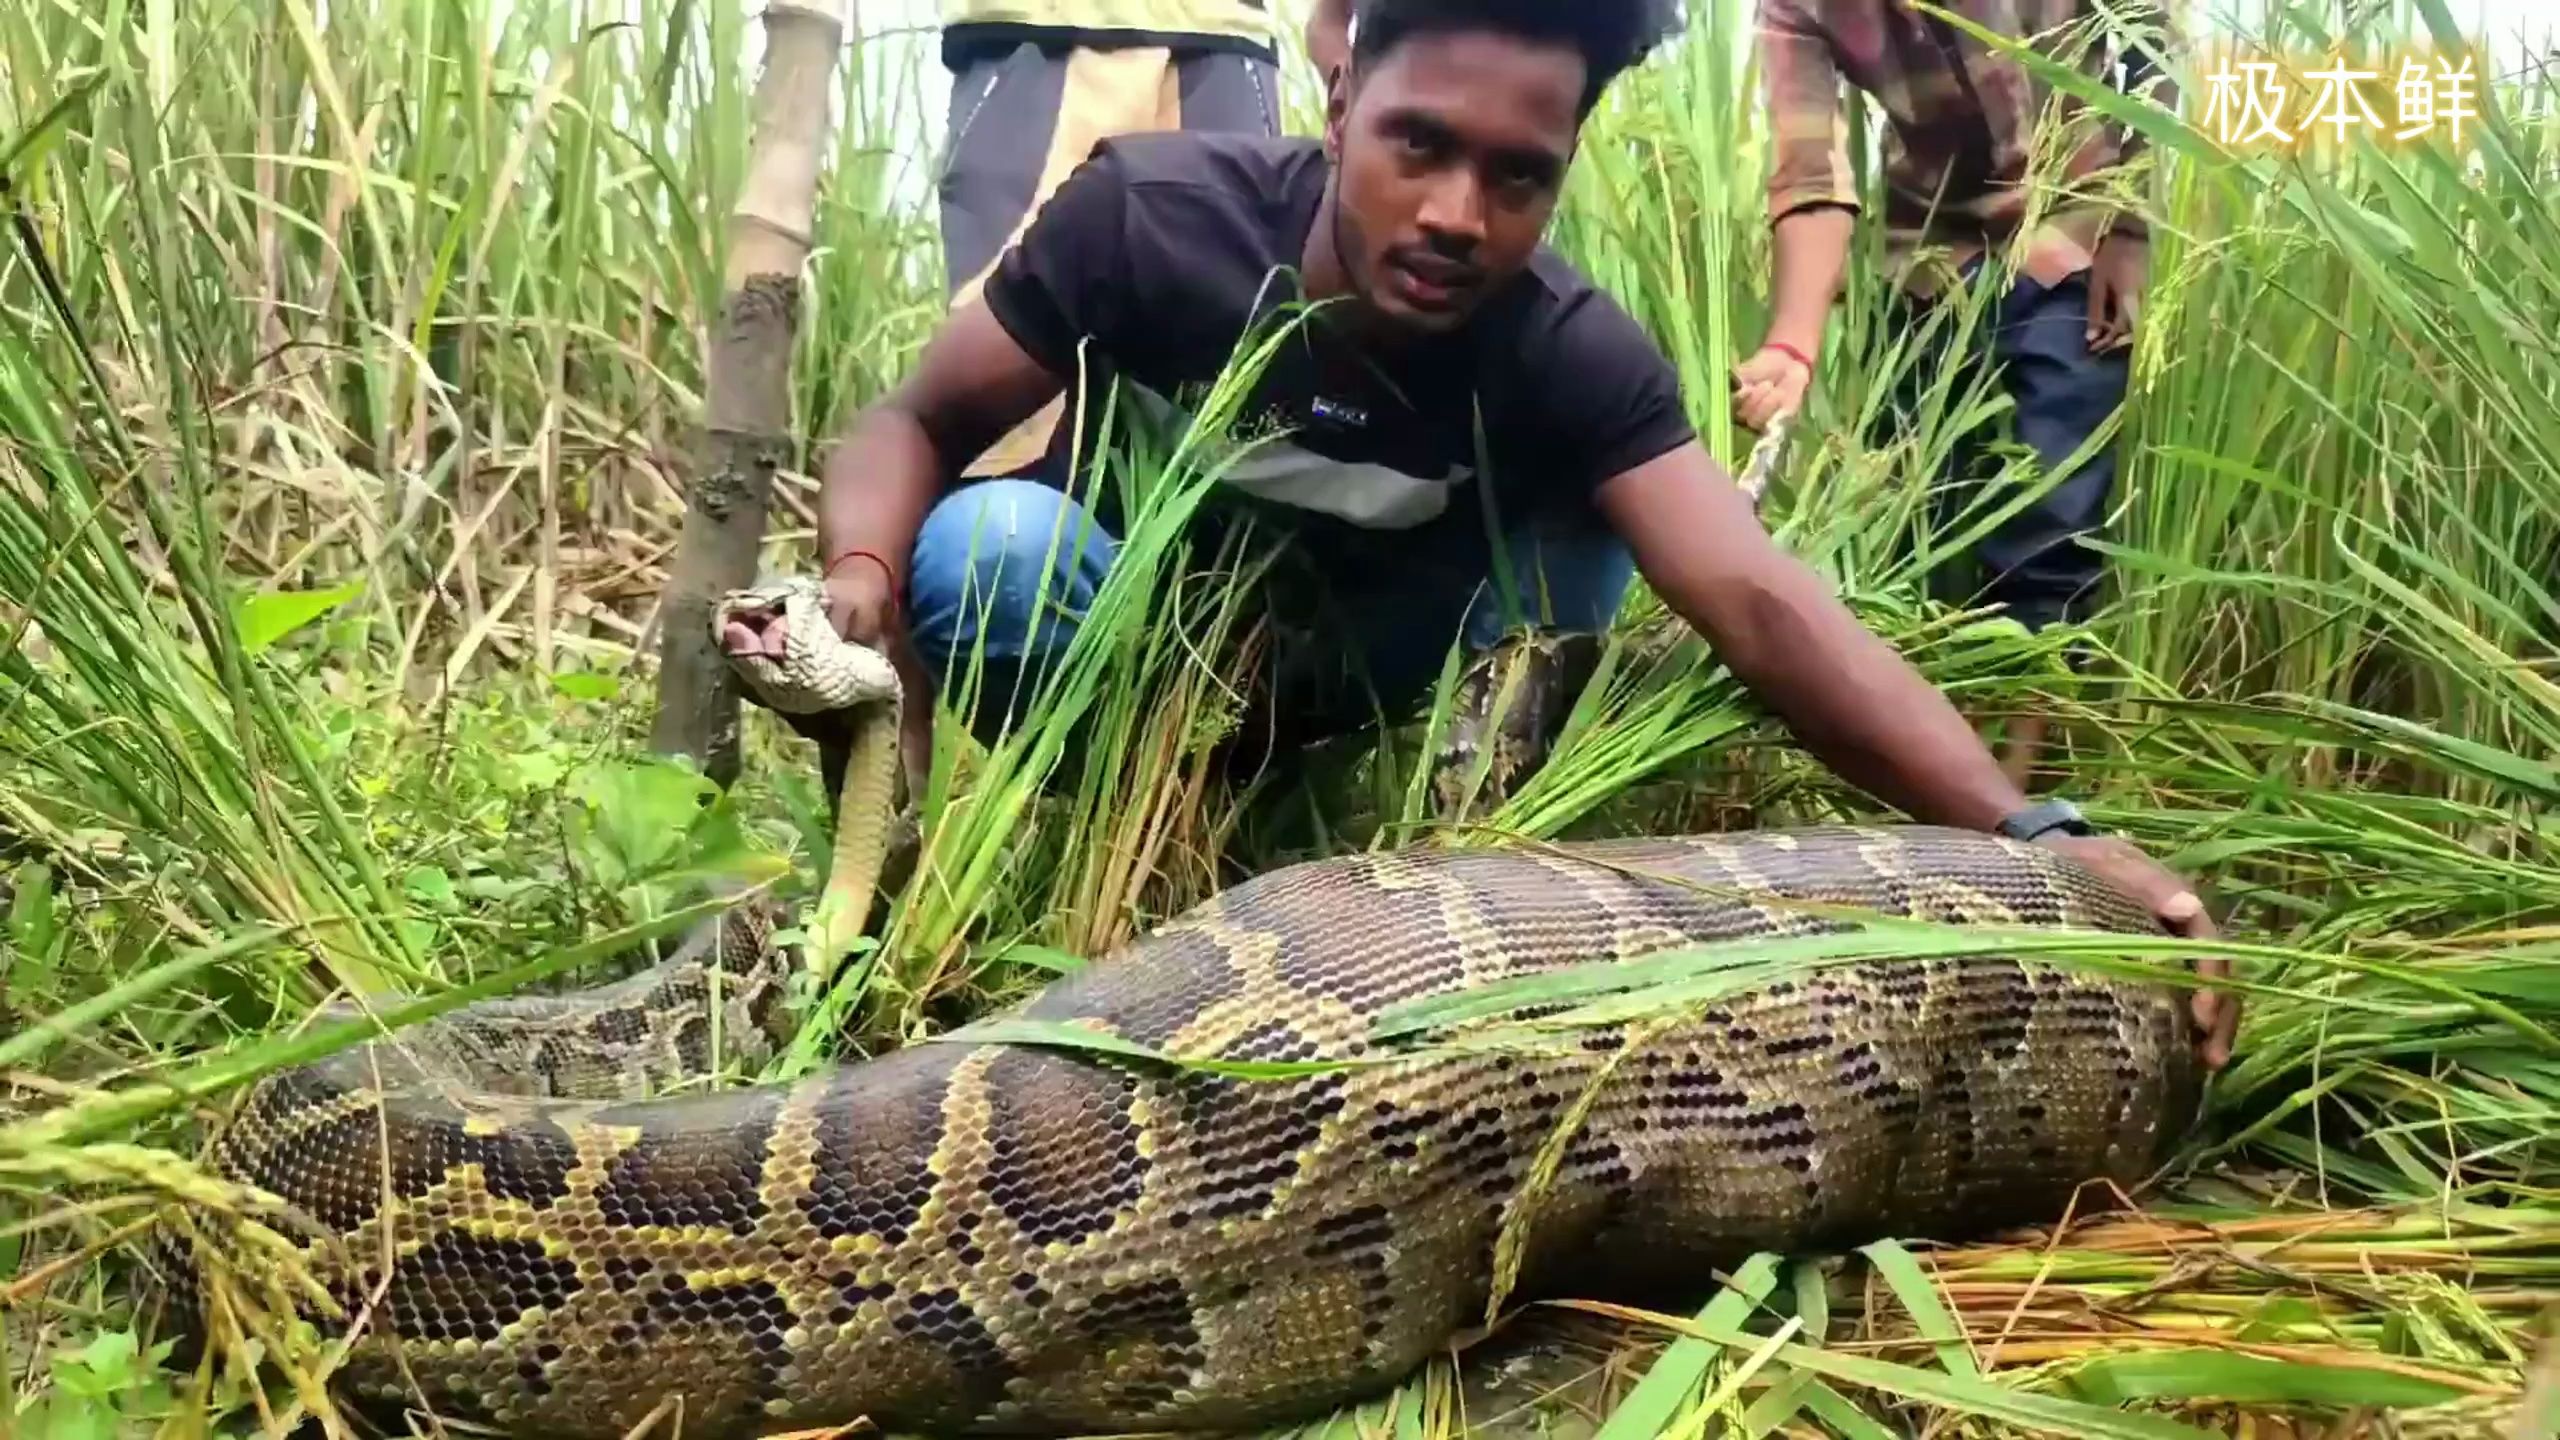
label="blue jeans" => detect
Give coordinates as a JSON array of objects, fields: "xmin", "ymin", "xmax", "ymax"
[
  {"xmin": 905, "ymin": 478, "xmax": 1635, "ymax": 749},
  {"xmin": 1891, "ymin": 264, "xmax": 2129, "ymax": 633}
]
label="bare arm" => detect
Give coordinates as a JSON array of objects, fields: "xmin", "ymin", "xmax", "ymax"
[
  {"xmin": 1596, "ymin": 441, "xmax": 2029, "ymax": 830},
  {"xmin": 1732, "ymin": 0, "xmax": 1862, "ymax": 425},
  {"xmin": 1596, "ymin": 438, "xmax": 2243, "ymax": 1068},
  {"xmin": 1761, "ymin": 205, "xmax": 1854, "ymax": 361},
  {"xmin": 814, "ymin": 302, "xmax": 1067, "ymax": 778},
  {"xmin": 814, "ymin": 301, "xmax": 1067, "ymax": 594}
]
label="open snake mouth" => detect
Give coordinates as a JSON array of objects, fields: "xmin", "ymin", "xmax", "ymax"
[{"xmin": 719, "ymin": 600, "xmax": 790, "ymax": 660}]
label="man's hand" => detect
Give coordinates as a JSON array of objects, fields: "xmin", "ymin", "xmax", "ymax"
[
  {"xmin": 2085, "ymin": 232, "xmax": 2148, "ymax": 352},
  {"xmin": 2034, "ymin": 833, "xmax": 2241, "ymax": 1071},
  {"xmin": 821, "ymin": 555, "xmax": 936, "ymax": 807},
  {"xmin": 1731, "ymin": 344, "xmax": 1812, "ymax": 431},
  {"xmin": 823, "ymin": 555, "xmax": 900, "ymax": 649},
  {"xmin": 1599, "ymin": 441, "xmax": 2242, "ymax": 1076}
]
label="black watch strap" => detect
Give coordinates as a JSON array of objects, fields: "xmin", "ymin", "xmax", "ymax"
[{"xmin": 1995, "ymin": 798, "xmax": 2095, "ymax": 842}]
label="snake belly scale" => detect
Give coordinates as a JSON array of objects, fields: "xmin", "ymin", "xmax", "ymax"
[{"xmin": 162, "ymin": 579, "xmax": 2205, "ymax": 1438}]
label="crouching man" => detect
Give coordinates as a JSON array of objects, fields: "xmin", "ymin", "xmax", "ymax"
[{"xmin": 814, "ymin": 0, "xmax": 2239, "ymax": 1068}]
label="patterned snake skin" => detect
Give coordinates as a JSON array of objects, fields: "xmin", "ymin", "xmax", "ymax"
[{"xmin": 162, "ymin": 577, "xmax": 2206, "ymax": 1438}]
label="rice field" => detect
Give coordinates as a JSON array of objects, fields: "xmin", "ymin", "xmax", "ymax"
[{"xmin": 1, "ymin": 0, "xmax": 2556, "ymax": 1435}]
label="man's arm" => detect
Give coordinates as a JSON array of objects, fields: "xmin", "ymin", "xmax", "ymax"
[
  {"xmin": 813, "ymin": 303, "xmax": 1065, "ymax": 605},
  {"xmin": 1764, "ymin": 207, "xmax": 1855, "ymax": 363},
  {"xmin": 1733, "ymin": 0, "xmax": 1863, "ymax": 428},
  {"xmin": 1596, "ymin": 443, "xmax": 2030, "ymax": 830},
  {"xmin": 816, "ymin": 140, "xmax": 1132, "ymax": 628},
  {"xmin": 1596, "ymin": 439, "xmax": 2240, "ymax": 1067},
  {"xmin": 811, "ymin": 303, "xmax": 1066, "ymax": 788},
  {"xmin": 1735, "ymin": 205, "xmax": 1856, "ymax": 425},
  {"xmin": 1305, "ymin": 0, "xmax": 1352, "ymax": 85}
]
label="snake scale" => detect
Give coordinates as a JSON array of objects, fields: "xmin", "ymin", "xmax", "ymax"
[{"xmin": 161, "ymin": 575, "xmax": 2206, "ymax": 1439}]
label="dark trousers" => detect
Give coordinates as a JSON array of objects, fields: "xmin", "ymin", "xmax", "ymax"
[
  {"xmin": 938, "ymin": 40, "xmax": 1281, "ymax": 301},
  {"xmin": 1884, "ymin": 263, "xmax": 2130, "ymax": 633}
]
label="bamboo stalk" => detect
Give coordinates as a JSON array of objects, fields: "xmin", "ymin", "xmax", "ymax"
[{"xmin": 649, "ymin": 0, "xmax": 847, "ymax": 784}]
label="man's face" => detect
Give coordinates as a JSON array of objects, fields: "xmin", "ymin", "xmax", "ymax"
[{"xmin": 1325, "ymin": 29, "xmax": 1584, "ymax": 334}]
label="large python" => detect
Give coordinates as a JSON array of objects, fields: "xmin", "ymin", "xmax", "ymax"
[{"xmin": 159, "ymin": 572, "xmax": 2208, "ymax": 1439}]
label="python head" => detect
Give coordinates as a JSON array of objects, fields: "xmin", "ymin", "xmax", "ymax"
[{"xmin": 714, "ymin": 574, "xmax": 877, "ymax": 718}]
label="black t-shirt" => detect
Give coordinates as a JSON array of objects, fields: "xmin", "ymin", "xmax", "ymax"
[{"xmin": 980, "ymin": 132, "xmax": 1697, "ymax": 559}]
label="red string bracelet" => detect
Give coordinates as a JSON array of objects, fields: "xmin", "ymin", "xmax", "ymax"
[
  {"xmin": 823, "ymin": 548, "xmax": 901, "ymax": 607},
  {"xmin": 1762, "ymin": 340, "xmax": 1816, "ymax": 374}
]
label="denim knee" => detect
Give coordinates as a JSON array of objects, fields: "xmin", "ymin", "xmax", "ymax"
[
  {"xmin": 907, "ymin": 478, "xmax": 1118, "ymax": 680},
  {"xmin": 1458, "ymin": 518, "xmax": 1636, "ymax": 653}
]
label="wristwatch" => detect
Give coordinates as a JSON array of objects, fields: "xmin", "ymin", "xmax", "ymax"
[{"xmin": 1995, "ymin": 797, "xmax": 2097, "ymax": 843}]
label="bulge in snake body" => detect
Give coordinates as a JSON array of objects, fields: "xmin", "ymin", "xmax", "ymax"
[{"xmin": 165, "ymin": 824, "xmax": 2205, "ymax": 1438}]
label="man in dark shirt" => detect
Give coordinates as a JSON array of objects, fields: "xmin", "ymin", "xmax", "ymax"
[{"xmin": 813, "ymin": 0, "xmax": 2238, "ymax": 1069}]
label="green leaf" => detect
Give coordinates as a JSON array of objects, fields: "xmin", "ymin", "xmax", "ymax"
[
  {"xmin": 506, "ymin": 747, "xmax": 571, "ymax": 792},
  {"xmin": 402, "ymin": 864, "xmax": 458, "ymax": 909},
  {"xmin": 30, "ymin": 1398, "xmax": 117, "ymax": 1440},
  {"xmin": 0, "ymin": 924, "xmax": 287, "ymax": 1072},
  {"xmin": 234, "ymin": 579, "xmax": 362, "ymax": 657},
  {"xmin": 2058, "ymin": 1349, "xmax": 2479, "ymax": 1410},
  {"xmin": 0, "ymin": 72, "xmax": 105, "ymax": 183},
  {"xmin": 1677, "ymin": 1318, "xmax": 2222, "ymax": 1439},
  {"xmin": 1594, "ymin": 1252, "xmax": 1785, "ymax": 1439},
  {"xmin": 6, "ymin": 858, "xmax": 58, "ymax": 973},
  {"xmin": 551, "ymin": 669, "xmax": 621, "ymax": 702},
  {"xmin": 996, "ymin": 942, "xmax": 1087, "ymax": 974},
  {"xmin": 395, "ymin": 917, "xmax": 438, "ymax": 961},
  {"xmin": 1857, "ymin": 1239, "xmax": 1977, "ymax": 1378},
  {"xmin": 1795, "ymin": 1383, "xmax": 1904, "ymax": 1440}
]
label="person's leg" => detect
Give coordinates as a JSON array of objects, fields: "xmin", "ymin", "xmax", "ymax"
[
  {"xmin": 1171, "ymin": 46, "xmax": 1283, "ymax": 137},
  {"xmin": 1973, "ymin": 266, "xmax": 2129, "ymax": 787},
  {"xmin": 938, "ymin": 42, "xmax": 1068, "ymax": 309},
  {"xmin": 906, "ymin": 476, "xmax": 1122, "ymax": 749},
  {"xmin": 949, "ymin": 44, "xmax": 1185, "ymax": 482},
  {"xmin": 934, "ymin": 42, "xmax": 1082, "ymax": 489},
  {"xmin": 1975, "ymin": 268, "xmax": 2123, "ymax": 633},
  {"xmin": 1866, "ymin": 279, "xmax": 1994, "ymax": 606}
]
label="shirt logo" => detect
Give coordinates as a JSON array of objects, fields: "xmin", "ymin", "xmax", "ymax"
[{"xmin": 1308, "ymin": 395, "xmax": 1369, "ymax": 429}]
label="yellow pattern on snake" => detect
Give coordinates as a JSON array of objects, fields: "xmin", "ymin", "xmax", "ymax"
[{"xmin": 162, "ymin": 577, "xmax": 2205, "ymax": 1438}]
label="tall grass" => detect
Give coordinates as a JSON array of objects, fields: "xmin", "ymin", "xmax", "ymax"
[{"xmin": 3, "ymin": 0, "xmax": 2557, "ymax": 1434}]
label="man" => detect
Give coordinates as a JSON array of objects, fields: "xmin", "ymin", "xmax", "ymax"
[
  {"xmin": 816, "ymin": 0, "xmax": 2238, "ymax": 1069},
  {"xmin": 1731, "ymin": 0, "xmax": 2176, "ymax": 788},
  {"xmin": 937, "ymin": 0, "xmax": 1289, "ymax": 482}
]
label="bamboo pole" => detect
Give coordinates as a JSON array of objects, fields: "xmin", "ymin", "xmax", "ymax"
[{"xmin": 650, "ymin": 0, "xmax": 845, "ymax": 784}]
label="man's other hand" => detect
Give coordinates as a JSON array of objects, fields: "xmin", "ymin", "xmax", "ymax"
[
  {"xmin": 1731, "ymin": 343, "xmax": 1812, "ymax": 430},
  {"xmin": 2085, "ymin": 232, "xmax": 2148, "ymax": 352},
  {"xmin": 2036, "ymin": 832, "xmax": 2241, "ymax": 1072}
]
